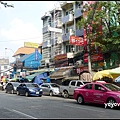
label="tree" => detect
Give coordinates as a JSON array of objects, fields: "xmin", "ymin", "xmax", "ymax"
[
  {"xmin": 77, "ymin": 1, "xmax": 120, "ymax": 52},
  {"xmin": 0, "ymin": 1, "xmax": 14, "ymax": 8}
]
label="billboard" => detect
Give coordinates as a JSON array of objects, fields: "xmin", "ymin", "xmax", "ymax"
[
  {"xmin": 24, "ymin": 42, "xmax": 39, "ymax": 48},
  {"xmin": 35, "ymin": 49, "xmax": 39, "ymax": 61},
  {"xmin": 70, "ymin": 36, "xmax": 87, "ymax": 46}
]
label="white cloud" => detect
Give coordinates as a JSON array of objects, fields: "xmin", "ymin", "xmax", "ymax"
[
  {"xmin": 0, "ymin": 18, "xmax": 42, "ymax": 46},
  {"xmin": 0, "ymin": 1, "xmax": 59, "ymax": 62}
]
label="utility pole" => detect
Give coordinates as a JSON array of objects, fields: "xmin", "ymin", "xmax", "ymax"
[{"xmin": 86, "ymin": 1, "xmax": 99, "ymax": 73}]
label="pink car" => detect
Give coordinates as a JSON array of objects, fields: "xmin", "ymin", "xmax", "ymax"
[{"xmin": 74, "ymin": 81, "xmax": 120, "ymax": 108}]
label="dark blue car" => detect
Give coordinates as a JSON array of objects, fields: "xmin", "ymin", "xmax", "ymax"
[{"xmin": 16, "ymin": 83, "xmax": 43, "ymax": 97}]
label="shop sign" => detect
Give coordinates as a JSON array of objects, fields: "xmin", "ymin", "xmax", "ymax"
[{"xmin": 84, "ymin": 53, "xmax": 103, "ymax": 63}]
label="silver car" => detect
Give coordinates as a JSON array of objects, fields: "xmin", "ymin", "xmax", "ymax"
[{"xmin": 40, "ymin": 83, "xmax": 60, "ymax": 96}]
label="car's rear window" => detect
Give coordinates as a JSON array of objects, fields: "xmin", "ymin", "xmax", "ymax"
[
  {"xmin": 51, "ymin": 84, "xmax": 59, "ymax": 87},
  {"xmin": 26, "ymin": 84, "xmax": 39, "ymax": 88}
]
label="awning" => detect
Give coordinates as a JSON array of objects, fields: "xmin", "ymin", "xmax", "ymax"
[
  {"xmin": 26, "ymin": 72, "xmax": 44, "ymax": 81},
  {"xmin": 28, "ymin": 68, "xmax": 54, "ymax": 73},
  {"xmin": 50, "ymin": 68, "xmax": 71, "ymax": 79},
  {"xmin": 64, "ymin": 76, "xmax": 79, "ymax": 80}
]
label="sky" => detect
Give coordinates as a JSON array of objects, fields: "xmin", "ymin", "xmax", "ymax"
[{"xmin": 0, "ymin": 1, "xmax": 59, "ymax": 62}]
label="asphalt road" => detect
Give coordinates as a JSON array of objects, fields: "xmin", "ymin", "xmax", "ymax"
[{"xmin": 0, "ymin": 91, "xmax": 119, "ymax": 119}]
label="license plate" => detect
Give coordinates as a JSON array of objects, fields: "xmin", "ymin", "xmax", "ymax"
[{"xmin": 36, "ymin": 92, "xmax": 39, "ymax": 94}]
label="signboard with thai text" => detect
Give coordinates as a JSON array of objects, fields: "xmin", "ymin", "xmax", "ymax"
[
  {"xmin": 70, "ymin": 36, "xmax": 87, "ymax": 46},
  {"xmin": 24, "ymin": 42, "xmax": 39, "ymax": 48},
  {"xmin": 54, "ymin": 54, "xmax": 68, "ymax": 68}
]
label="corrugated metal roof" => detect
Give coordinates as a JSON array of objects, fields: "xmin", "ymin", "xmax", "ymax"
[{"xmin": 13, "ymin": 47, "xmax": 36, "ymax": 57}]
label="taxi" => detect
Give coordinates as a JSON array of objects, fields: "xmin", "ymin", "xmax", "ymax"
[{"xmin": 74, "ymin": 81, "xmax": 120, "ymax": 108}]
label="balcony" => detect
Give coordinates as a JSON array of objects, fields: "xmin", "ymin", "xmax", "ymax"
[
  {"xmin": 75, "ymin": 28, "xmax": 84, "ymax": 36},
  {"xmin": 62, "ymin": 13, "xmax": 74, "ymax": 24},
  {"xmin": 62, "ymin": 29, "xmax": 75, "ymax": 42},
  {"xmin": 74, "ymin": 8, "xmax": 82, "ymax": 18},
  {"xmin": 42, "ymin": 25, "xmax": 50, "ymax": 33},
  {"xmin": 62, "ymin": 32, "xmax": 70, "ymax": 42},
  {"xmin": 42, "ymin": 41, "xmax": 48, "ymax": 48},
  {"xmin": 56, "ymin": 20, "xmax": 62, "ymax": 27}
]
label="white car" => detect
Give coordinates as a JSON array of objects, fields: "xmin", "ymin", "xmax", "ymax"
[{"xmin": 40, "ymin": 83, "xmax": 60, "ymax": 96}]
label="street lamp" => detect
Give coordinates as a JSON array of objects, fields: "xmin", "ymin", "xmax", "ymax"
[
  {"xmin": 5, "ymin": 48, "xmax": 14, "ymax": 62},
  {"xmin": 5, "ymin": 48, "xmax": 14, "ymax": 54}
]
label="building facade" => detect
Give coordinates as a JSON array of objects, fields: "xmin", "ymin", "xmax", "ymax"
[
  {"xmin": 41, "ymin": 4, "xmax": 62, "ymax": 67},
  {"xmin": 41, "ymin": 1, "xmax": 85, "ymax": 68}
]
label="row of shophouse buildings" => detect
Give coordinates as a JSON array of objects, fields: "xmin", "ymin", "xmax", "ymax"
[{"xmin": 0, "ymin": 1, "xmax": 120, "ymax": 83}]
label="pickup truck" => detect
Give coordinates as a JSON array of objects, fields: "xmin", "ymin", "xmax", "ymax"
[{"xmin": 59, "ymin": 80, "xmax": 90, "ymax": 98}]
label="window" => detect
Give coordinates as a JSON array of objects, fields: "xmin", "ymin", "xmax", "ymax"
[
  {"xmin": 66, "ymin": 11, "xmax": 68, "ymax": 16},
  {"xmin": 94, "ymin": 84, "xmax": 103, "ymax": 91},
  {"xmin": 71, "ymin": 81, "xmax": 76, "ymax": 86},
  {"xmin": 84, "ymin": 84, "xmax": 93, "ymax": 89},
  {"xmin": 77, "ymin": 82, "xmax": 83, "ymax": 87},
  {"xmin": 66, "ymin": 45, "xmax": 73, "ymax": 53},
  {"xmin": 4, "ymin": 66, "xmax": 7, "ymax": 69}
]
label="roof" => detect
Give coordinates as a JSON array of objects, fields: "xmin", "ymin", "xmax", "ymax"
[
  {"xmin": 50, "ymin": 68, "xmax": 71, "ymax": 79},
  {"xmin": 19, "ymin": 54, "xmax": 31, "ymax": 62},
  {"xmin": 13, "ymin": 47, "xmax": 36, "ymax": 57}
]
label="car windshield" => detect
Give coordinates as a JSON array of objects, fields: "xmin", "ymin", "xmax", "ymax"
[
  {"xmin": 51, "ymin": 84, "xmax": 59, "ymax": 87},
  {"xmin": 26, "ymin": 84, "xmax": 39, "ymax": 88},
  {"xmin": 12, "ymin": 83, "xmax": 19, "ymax": 87},
  {"xmin": 103, "ymin": 83, "xmax": 120, "ymax": 91}
]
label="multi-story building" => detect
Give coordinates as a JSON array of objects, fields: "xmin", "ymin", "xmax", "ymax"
[
  {"xmin": 60, "ymin": 1, "xmax": 84, "ymax": 53},
  {"xmin": 41, "ymin": 4, "xmax": 62, "ymax": 67},
  {"xmin": 41, "ymin": 1, "xmax": 84, "ymax": 68},
  {"xmin": 0, "ymin": 56, "xmax": 12, "ymax": 78}
]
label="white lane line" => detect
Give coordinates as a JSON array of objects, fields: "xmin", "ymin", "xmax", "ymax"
[
  {"xmin": 12, "ymin": 109, "xmax": 37, "ymax": 119},
  {"xmin": 63, "ymin": 104, "xmax": 105, "ymax": 113}
]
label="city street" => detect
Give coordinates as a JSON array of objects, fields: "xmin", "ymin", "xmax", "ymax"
[{"xmin": 0, "ymin": 91, "xmax": 119, "ymax": 119}]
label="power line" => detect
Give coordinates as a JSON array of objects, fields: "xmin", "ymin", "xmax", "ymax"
[{"xmin": 0, "ymin": 37, "xmax": 41, "ymax": 42}]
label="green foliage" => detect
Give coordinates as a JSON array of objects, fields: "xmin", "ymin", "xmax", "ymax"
[{"xmin": 77, "ymin": 1, "xmax": 120, "ymax": 52}]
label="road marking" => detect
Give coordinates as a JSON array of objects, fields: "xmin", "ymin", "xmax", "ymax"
[
  {"xmin": 63, "ymin": 104, "xmax": 105, "ymax": 113},
  {"xmin": 12, "ymin": 109, "xmax": 37, "ymax": 119}
]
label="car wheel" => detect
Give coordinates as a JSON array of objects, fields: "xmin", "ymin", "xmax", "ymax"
[
  {"xmin": 77, "ymin": 95, "xmax": 84, "ymax": 104},
  {"xmin": 16, "ymin": 91, "xmax": 20, "ymax": 95},
  {"xmin": 107, "ymin": 98, "xmax": 116, "ymax": 108},
  {"xmin": 39, "ymin": 95, "xmax": 42, "ymax": 97},
  {"xmin": 25, "ymin": 92, "xmax": 29, "ymax": 97},
  {"xmin": 49, "ymin": 91, "xmax": 53, "ymax": 96},
  {"xmin": 5, "ymin": 89, "xmax": 7, "ymax": 93},
  {"xmin": 63, "ymin": 91, "xmax": 69, "ymax": 98},
  {"xmin": 11, "ymin": 90, "xmax": 14, "ymax": 94}
]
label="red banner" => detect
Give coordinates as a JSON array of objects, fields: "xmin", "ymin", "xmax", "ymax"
[
  {"xmin": 83, "ymin": 29, "xmax": 87, "ymax": 45},
  {"xmin": 70, "ymin": 36, "xmax": 87, "ymax": 46},
  {"xmin": 84, "ymin": 53, "xmax": 103, "ymax": 63}
]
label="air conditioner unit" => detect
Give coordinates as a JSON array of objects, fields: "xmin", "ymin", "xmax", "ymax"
[
  {"xmin": 70, "ymin": 29, "xmax": 75, "ymax": 35},
  {"xmin": 76, "ymin": 60, "xmax": 83, "ymax": 65}
]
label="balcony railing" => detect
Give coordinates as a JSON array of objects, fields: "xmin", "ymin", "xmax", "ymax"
[
  {"xmin": 42, "ymin": 25, "xmax": 49, "ymax": 33},
  {"xmin": 62, "ymin": 13, "xmax": 74, "ymax": 24},
  {"xmin": 42, "ymin": 41, "xmax": 48, "ymax": 48},
  {"xmin": 62, "ymin": 32, "xmax": 70, "ymax": 42},
  {"xmin": 75, "ymin": 28, "xmax": 84, "ymax": 36},
  {"xmin": 74, "ymin": 8, "xmax": 82, "ymax": 18}
]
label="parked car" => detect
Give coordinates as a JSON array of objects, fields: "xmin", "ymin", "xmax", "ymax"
[
  {"xmin": 4, "ymin": 82, "xmax": 20, "ymax": 94},
  {"xmin": 59, "ymin": 80, "xmax": 90, "ymax": 98},
  {"xmin": 74, "ymin": 81, "xmax": 120, "ymax": 108},
  {"xmin": 40, "ymin": 83, "xmax": 60, "ymax": 96},
  {"xmin": 16, "ymin": 83, "xmax": 43, "ymax": 97}
]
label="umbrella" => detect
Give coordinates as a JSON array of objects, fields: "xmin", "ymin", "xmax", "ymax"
[
  {"xmin": 109, "ymin": 67, "xmax": 120, "ymax": 74},
  {"xmin": 93, "ymin": 70, "xmax": 113, "ymax": 81},
  {"xmin": 114, "ymin": 76, "xmax": 120, "ymax": 82},
  {"xmin": 109, "ymin": 67, "xmax": 120, "ymax": 80}
]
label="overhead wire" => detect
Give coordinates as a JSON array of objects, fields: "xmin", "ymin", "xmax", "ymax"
[{"xmin": 0, "ymin": 37, "xmax": 41, "ymax": 42}]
